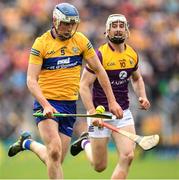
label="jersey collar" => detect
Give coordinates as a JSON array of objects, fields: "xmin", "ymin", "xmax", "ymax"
[
  {"xmin": 108, "ymin": 42, "xmax": 127, "ymax": 52},
  {"xmin": 50, "ymin": 28, "xmax": 56, "ymax": 39}
]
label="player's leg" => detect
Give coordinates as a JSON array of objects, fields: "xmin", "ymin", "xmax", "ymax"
[
  {"xmin": 37, "ymin": 100, "xmax": 76, "ymax": 179},
  {"xmin": 70, "ymin": 118, "xmax": 88, "ymax": 156},
  {"xmin": 24, "ymin": 138, "xmax": 47, "ymax": 163},
  {"xmin": 71, "ymin": 118, "xmax": 110, "ymax": 172},
  {"xmin": 37, "ymin": 119, "xmax": 63, "ymax": 179},
  {"xmin": 30, "ymin": 131, "xmax": 71, "ymax": 178},
  {"xmin": 73, "ymin": 100, "xmax": 88, "ymax": 137},
  {"xmin": 8, "ymin": 99, "xmax": 49, "ymax": 161},
  {"xmin": 71, "ymin": 134, "xmax": 109, "ymax": 172},
  {"xmin": 8, "ymin": 100, "xmax": 75, "ymax": 179},
  {"xmin": 8, "ymin": 128, "xmax": 57, "ymax": 165},
  {"xmin": 30, "ymin": 99, "xmax": 75, "ymax": 165},
  {"xmin": 111, "ymin": 109, "xmax": 136, "ymax": 179},
  {"xmin": 73, "ymin": 117, "xmax": 88, "ymax": 137},
  {"xmin": 111, "ymin": 125, "xmax": 135, "ymax": 179},
  {"xmin": 8, "ymin": 131, "xmax": 33, "ymax": 157},
  {"xmin": 58, "ymin": 132, "xmax": 71, "ymax": 163},
  {"xmin": 30, "ymin": 106, "xmax": 74, "ymax": 178},
  {"xmin": 24, "ymin": 132, "xmax": 71, "ymax": 166},
  {"xmin": 88, "ymin": 137, "xmax": 109, "ymax": 172}
]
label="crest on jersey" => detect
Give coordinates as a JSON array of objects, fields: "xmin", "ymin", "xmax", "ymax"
[
  {"xmin": 72, "ymin": 47, "xmax": 80, "ymax": 54},
  {"xmin": 129, "ymin": 58, "xmax": 134, "ymax": 66},
  {"xmin": 119, "ymin": 71, "xmax": 127, "ymax": 79}
]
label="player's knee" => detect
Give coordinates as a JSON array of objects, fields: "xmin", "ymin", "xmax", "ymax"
[
  {"xmin": 49, "ymin": 148, "xmax": 61, "ymax": 162},
  {"xmin": 48, "ymin": 144, "xmax": 62, "ymax": 162},
  {"xmin": 127, "ymin": 153, "xmax": 134, "ymax": 165},
  {"xmin": 93, "ymin": 162, "xmax": 107, "ymax": 172},
  {"xmin": 121, "ymin": 151, "xmax": 134, "ymax": 165}
]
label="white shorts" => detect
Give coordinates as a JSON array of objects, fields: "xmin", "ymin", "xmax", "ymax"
[{"xmin": 87, "ymin": 109, "xmax": 134, "ymax": 138}]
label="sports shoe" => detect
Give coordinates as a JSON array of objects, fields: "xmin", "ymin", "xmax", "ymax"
[
  {"xmin": 8, "ymin": 131, "xmax": 31, "ymax": 157},
  {"xmin": 70, "ymin": 132, "xmax": 88, "ymax": 156}
]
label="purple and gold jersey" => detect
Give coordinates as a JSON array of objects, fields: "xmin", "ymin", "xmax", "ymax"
[
  {"xmin": 29, "ymin": 30, "xmax": 95, "ymax": 100},
  {"xmin": 87, "ymin": 43, "xmax": 138, "ymax": 110}
]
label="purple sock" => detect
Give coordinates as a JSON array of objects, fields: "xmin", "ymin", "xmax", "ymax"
[{"xmin": 81, "ymin": 139, "xmax": 90, "ymax": 149}]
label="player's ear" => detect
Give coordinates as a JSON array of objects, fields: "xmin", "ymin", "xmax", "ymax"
[
  {"xmin": 126, "ymin": 29, "xmax": 130, "ymax": 39},
  {"xmin": 105, "ymin": 30, "xmax": 109, "ymax": 38}
]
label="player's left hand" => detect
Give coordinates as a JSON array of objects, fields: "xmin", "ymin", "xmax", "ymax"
[
  {"xmin": 92, "ymin": 118, "xmax": 104, "ymax": 128},
  {"xmin": 108, "ymin": 101, "xmax": 123, "ymax": 119},
  {"xmin": 138, "ymin": 97, "xmax": 150, "ymax": 110},
  {"xmin": 88, "ymin": 108, "xmax": 104, "ymax": 128}
]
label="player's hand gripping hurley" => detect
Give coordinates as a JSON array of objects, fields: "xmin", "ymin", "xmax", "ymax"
[{"xmin": 95, "ymin": 106, "xmax": 160, "ymax": 150}]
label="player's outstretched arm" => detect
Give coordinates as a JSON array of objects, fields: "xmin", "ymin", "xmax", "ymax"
[{"xmin": 84, "ymin": 54, "xmax": 123, "ymax": 118}]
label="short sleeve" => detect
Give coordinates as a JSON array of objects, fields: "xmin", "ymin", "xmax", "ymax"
[
  {"xmin": 29, "ymin": 38, "xmax": 44, "ymax": 65},
  {"xmin": 85, "ymin": 49, "xmax": 102, "ymax": 74},
  {"xmin": 78, "ymin": 33, "xmax": 96, "ymax": 60},
  {"xmin": 133, "ymin": 52, "xmax": 139, "ymax": 71}
]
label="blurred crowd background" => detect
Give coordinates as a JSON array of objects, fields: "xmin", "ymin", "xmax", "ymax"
[{"xmin": 0, "ymin": 0, "xmax": 179, "ymax": 155}]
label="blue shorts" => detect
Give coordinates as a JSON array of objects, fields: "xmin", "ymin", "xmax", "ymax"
[{"xmin": 33, "ymin": 100, "xmax": 76, "ymax": 137}]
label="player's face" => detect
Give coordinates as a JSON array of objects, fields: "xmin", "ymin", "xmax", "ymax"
[
  {"xmin": 108, "ymin": 21, "xmax": 127, "ymax": 41},
  {"xmin": 57, "ymin": 21, "xmax": 78, "ymax": 40}
]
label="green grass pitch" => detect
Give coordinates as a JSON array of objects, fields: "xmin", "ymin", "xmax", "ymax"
[{"xmin": 0, "ymin": 142, "xmax": 179, "ymax": 179}]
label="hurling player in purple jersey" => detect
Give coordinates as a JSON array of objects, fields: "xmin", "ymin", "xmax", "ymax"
[{"xmin": 71, "ymin": 14, "xmax": 150, "ymax": 179}]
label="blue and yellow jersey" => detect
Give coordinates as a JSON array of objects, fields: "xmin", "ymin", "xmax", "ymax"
[
  {"xmin": 87, "ymin": 43, "xmax": 138, "ymax": 110},
  {"xmin": 29, "ymin": 30, "xmax": 95, "ymax": 100}
]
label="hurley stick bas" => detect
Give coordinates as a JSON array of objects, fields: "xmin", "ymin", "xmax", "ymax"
[{"xmin": 101, "ymin": 122, "xmax": 160, "ymax": 150}]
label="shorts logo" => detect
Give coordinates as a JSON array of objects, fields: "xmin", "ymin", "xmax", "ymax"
[
  {"xmin": 119, "ymin": 71, "xmax": 127, "ymax": 80},
  {"xmin": 67, "ymin": 127, "xmax": 73, "ymax": 130},
  {"xmin": 88, "ymin": 125, "xmax": 94, "ymax": 132}
]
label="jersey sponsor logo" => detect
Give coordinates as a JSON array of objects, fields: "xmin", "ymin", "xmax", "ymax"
[
  {"xmin": 107, "ymin": 62, "xmax": 116, "ymax": 66},
  {"xmin": 30, "ymin": 48, "xmax": 40, "ymax": 56},
  {"xmin": 111, "ymin": 79, "xmax": 129, "ymax": 85},
  {"xmin": 43, "ymin": 55, "xmax": 83, "ymax": 70},
  {"xmin": 47, "ymin": 50, "xmax": 55, "ymax": 55},
  {"xmin": 57, "ymin": 57, "xmax": 70, "ymax": 65},
  {"xmin": 110, "ymin": 70, "xmax": 128, "ymax": 85},
  {"xmin": 119, "ymin": 70, "xmax": 127, "ymax": 79},
  {"xmin": 46, "ymin": 62, "xmax": 78, "ymax": 70}
]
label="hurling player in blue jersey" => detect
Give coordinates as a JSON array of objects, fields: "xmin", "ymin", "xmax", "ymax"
[
  {"xmin": 71, "ymin": 14, "xmax": 150, "ymax": 179},
  {"xmin": 7, "ymin": 4, "xmax": 123, "ymax": 179}
]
